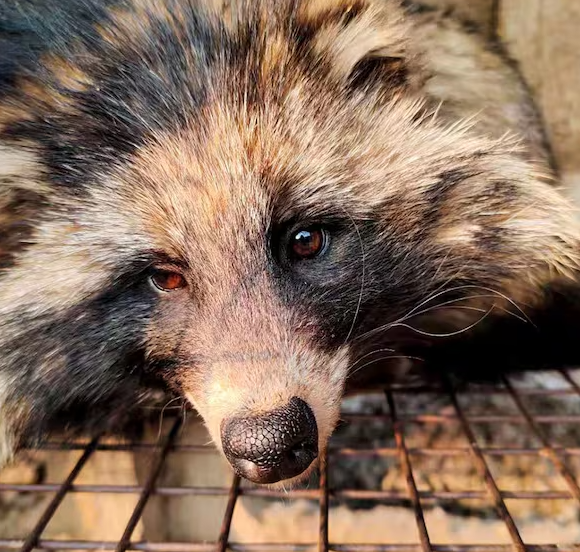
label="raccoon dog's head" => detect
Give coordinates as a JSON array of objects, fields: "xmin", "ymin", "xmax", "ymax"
[{"xmin": 1, "ymin": 0, "xmax": 579, "ymax": 485}]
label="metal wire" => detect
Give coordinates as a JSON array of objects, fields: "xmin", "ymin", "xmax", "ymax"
[
  {"xmin": 442, "ymin": 377, "xmax": 525, "ymax": 552},
  {"xmin": 1, "ymin": 370, "xmax": 580, "ymax": 552},
  {"xmin": 217, "ymin": 475, "xmax": 241, "ymax": 552},
  {"xmin": 385, "ymin": 390, "xmax": 431, "ymax": 552},
  {"xmin": 116, "ymin": 417, "xmax": 183, "ymax": 552},
  {"xmin": 19, "ymin": 436, "xmax": 100, "ymax": 552}
]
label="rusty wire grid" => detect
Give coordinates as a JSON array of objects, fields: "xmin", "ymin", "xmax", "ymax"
[{"xmin": 1, "ymin": 369, "xmax": 580, "ymax": 551}]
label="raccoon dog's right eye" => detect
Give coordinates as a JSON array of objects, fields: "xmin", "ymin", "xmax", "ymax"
[
  {"xmin": 289, "ymin": 227, "xmax": 329, "ymax": 260},
  {"xmin": 150, "ymin": 270, "xmax": 187, "ymax": 292}
]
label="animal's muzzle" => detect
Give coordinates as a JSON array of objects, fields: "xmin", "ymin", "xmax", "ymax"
[{"xmin": 220, "ymin": 397, "xmax": 318, "ymax": 484}]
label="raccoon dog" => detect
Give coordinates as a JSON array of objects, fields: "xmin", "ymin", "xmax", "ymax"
[{"xmin": 1, "ymin": 0, "xmax": 579, "ymax": 486}]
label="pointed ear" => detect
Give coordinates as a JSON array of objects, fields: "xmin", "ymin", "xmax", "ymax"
[
  {"xmin": 347, "ymin": 52, "xmax": 409, "ymax": 91},
  {"xmin": 297, "ymin": 0, "xmax": 422, "ymax": 93}
]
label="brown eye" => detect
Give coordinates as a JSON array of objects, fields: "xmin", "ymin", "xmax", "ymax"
[
  {"xmin": 150, "ymin": 270, "xmax": 187, "ymax": 291},
  {"xmin": 290, "ymin": 227, "xmax": 328, "ymax": 260}
]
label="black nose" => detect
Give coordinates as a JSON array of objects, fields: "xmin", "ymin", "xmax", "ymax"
[{"xmin": 220, "ymin": 397, "xmax": 318, "ymax": 484}]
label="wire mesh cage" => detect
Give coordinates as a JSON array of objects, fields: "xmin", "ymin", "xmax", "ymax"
[{"xmin": 1, "ymin": 369, "xmax": 580, "ymax": 552}]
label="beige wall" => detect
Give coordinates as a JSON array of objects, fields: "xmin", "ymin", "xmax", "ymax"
[{"xmin": 499, "ymin": 0, "xmax": 580, "ymax": 200}]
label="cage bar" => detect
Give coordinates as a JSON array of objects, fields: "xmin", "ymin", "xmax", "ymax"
[{"xmin": 1, "ymin": 370, "xmax": 580, "ymax": 552}]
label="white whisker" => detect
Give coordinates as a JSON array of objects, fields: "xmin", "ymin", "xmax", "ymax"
[
  {"xmin": 347, "ymin": 354, "xmax": 425, "ymax": 379},
  {"xmin": 156, "ymin": 396, "xmax": 183, "ymax": 443},
  {"xmin": 343, "ymin": 211, "xmax": 365, "ymax": 345},
  {"xmin": 354, "ymin": 283, "xmax": 530, "ymax": 343},
  {"xmin": 389, "ymin": 303, "xmax": 496, "ymax": 338},
  {"xmin": 347, "ymin": 347, "xmax": 395, "ymax": 371}
]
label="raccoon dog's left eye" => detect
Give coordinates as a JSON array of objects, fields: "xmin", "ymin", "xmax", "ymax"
[
  {"xmin": 150, "ymin": 270, "xmax": 187, "ymax": 291},
  {"xmin": 289, "ymin": 227, "xmax": 329, "ymax": 260}
]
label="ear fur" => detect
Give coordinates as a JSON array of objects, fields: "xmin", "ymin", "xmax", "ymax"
[{"xmin": 297, "ymin": 0, "xmax": 423, "ymax": 93}]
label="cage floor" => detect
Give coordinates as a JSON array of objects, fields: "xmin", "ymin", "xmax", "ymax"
[{"xmin": 1, "ymin": 370, "xmax": 580, "ymax": 552}]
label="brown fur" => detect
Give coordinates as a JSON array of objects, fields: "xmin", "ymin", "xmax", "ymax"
[{"xmin": 0, "ymin": 0, "xmax": 579, "ymax": 483}]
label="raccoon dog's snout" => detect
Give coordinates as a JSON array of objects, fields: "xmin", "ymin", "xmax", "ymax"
[{"xmin": 220, "ymin": 397, "xmax": 318, "ymax": 484}]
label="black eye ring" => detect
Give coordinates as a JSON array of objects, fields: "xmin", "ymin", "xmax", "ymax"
[{"xmin": 288, "ymin": 226, "xmax": 330, "ymax": 260}]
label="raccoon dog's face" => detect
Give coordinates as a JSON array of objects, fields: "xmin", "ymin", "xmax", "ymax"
[{"xmin": 1, "ymin": 0, "xmax": 580, "ymax": 485}]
